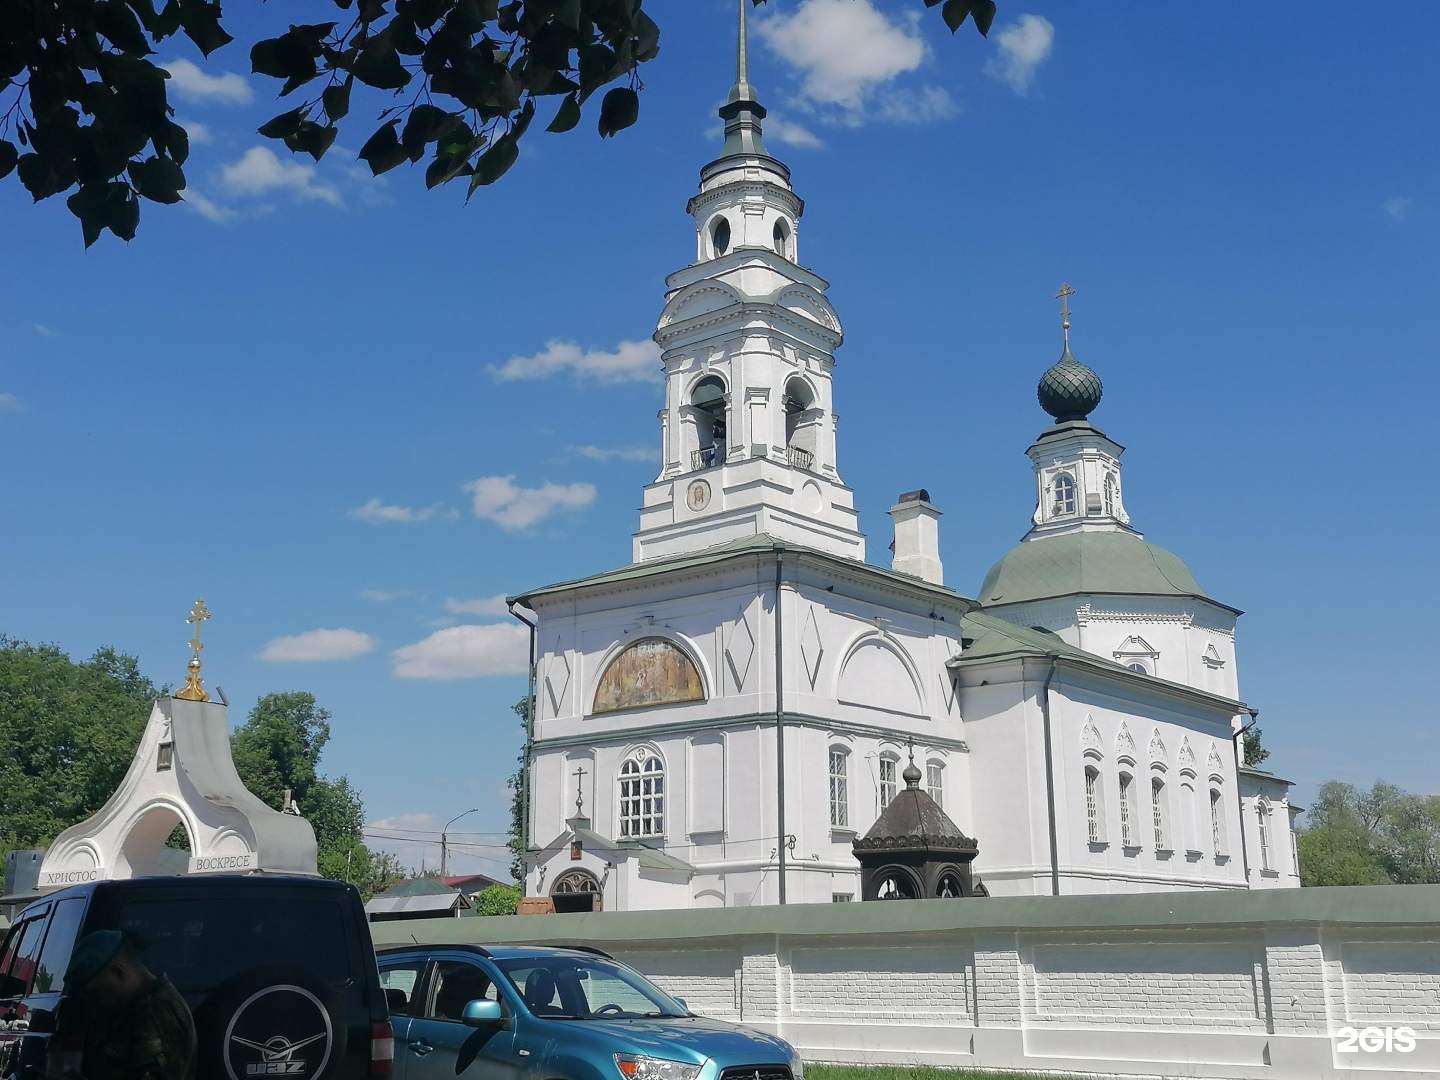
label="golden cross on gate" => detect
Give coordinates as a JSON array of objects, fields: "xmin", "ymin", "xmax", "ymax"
[
  {"xmin": 187, "ymin": 598, "xmax": 211, "ymax": 655},
  {"xmin": 1056, "ymin": 283, "xmax": 1075, "ymax": 347}
]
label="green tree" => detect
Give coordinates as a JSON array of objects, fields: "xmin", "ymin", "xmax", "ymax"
[
  {"xmin": 506, "ymin": 692, "xmax": 533, "ymax": 882},
  {"xmin": 0, "ymin": 0, "xmax": 996, "ymax": 245},
  {"xmin": 1297, "ymin": 779, "xmax": 1440, "ymax": 887},
  {"xmin": 0, "ymin": 637, "xmax": 161, "ymax": 858},
  {"xmin": 230, "ymin": 691, "xmax": 396, "ymax": 897},
  {"xmin": 1242, "ymin": 725, "xmax": 1270, "ymax": 767},
  {"xmin": 470, "ymin": 882, "xmax": 520, "ymax": 916}
]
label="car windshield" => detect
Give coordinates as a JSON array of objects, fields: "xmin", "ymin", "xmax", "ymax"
[{"xmin": 495, "ymin": 955, "xmax": 688, "ymax": 1020}]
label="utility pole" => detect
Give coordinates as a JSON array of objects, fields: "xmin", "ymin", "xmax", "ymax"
[{"xmin": 440, "ymin": 807, "xmax": 480, "ymax": 878}]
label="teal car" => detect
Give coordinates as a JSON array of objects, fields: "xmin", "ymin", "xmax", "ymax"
[{"xmin": 376, "ymin": 945, "xmax": 802, "ymax": 1080}]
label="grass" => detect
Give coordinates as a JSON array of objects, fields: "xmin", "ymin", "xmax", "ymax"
[{"xmin": 809, "ymin": 1066, "xmax": 1043, "ymax": 1080}]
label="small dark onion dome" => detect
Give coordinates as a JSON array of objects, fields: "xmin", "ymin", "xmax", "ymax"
[
  {"xmin": 1037, "ymin": 346, "xmax": 1103, "ymax": 422},
  {"xmin": 902, "ymin": 759, "xmax": 923, "ymax": 786}
]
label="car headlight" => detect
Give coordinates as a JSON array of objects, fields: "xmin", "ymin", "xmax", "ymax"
[{"xmin": 614, "ymin": 1055, "xmax": 704, "ymax": 1080}]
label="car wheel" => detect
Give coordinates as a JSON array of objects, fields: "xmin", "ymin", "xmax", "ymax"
[{"xmin": 194, "ymin": 965, "xmax": 350, "ymax": 1080}]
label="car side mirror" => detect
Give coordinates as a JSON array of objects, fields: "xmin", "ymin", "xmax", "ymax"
[{"xmin": 462, "ymin": 999, "xmax": 505, "ymax": 1028}]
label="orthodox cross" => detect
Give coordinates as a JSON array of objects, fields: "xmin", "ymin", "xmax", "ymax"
[
  {"xmin": 1056, "ymin": 283, "xmax": 1076, "ymax": 349},
  {"xmin": 176, "ymin": 598, "xmax": 212, "ymax": 701},
  {"xmin": 573, "ymin": 765, "xmax": 588, "ymax": 817}
]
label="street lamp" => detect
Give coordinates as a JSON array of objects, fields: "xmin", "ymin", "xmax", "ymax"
[{"xmin": 439, "ymin": 808, "xmax": 480, "ymax": 878}]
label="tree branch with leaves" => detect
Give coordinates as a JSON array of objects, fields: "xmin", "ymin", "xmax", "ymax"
[{"xmin": 1, "ymin": 0, "xmax": 996, "ymax": 245}]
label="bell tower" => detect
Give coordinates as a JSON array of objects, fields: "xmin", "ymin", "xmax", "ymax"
[{"xmin": 633, "ymin": 0, "xmax": 864, "ymax": 563}]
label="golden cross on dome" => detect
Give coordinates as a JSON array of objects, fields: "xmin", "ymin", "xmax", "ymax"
[
  {"xmin": 1056, "ymin": 283, "xmax": 1076, "ymax": 349},
  {"xmin": 176, "ymin": 598, "xmax": 212, "ymax": 702}
]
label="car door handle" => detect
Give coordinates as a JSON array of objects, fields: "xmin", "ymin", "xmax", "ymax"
[
  {"xmin": 518, "ymin": 1050, "xmax": 531, "ymax": 1058},
  {"xmin": 408, "ymin": 1040, "xmax": 435, "ymax": 1056}
]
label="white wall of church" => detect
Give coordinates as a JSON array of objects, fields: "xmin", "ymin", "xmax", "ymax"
[{"xmin": 988, "ymin": 594, "xmax": 1241, "ymax": 700}]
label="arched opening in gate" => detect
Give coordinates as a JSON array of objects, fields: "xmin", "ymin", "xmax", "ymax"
[{"xmin": 116, "ymin": 804, "xmax": 191, "ymax": 878}]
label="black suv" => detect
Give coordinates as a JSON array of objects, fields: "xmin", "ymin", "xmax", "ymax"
[{"xmin": 0, "ymin": 875, "xmax": 392, "ymax": 1080}]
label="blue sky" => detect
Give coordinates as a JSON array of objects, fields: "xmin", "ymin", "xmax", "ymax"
[{"xmin": 3, "ymin": 1, "xmax": 1437, "ymax": 878}]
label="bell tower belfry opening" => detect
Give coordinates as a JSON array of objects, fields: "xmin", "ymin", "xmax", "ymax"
[{"xmin": 632, "ymin": 0, "xmax": 864, "ymax": 564}]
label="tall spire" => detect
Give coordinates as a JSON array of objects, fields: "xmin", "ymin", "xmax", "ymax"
[{"xmin": 718, "ymin": 0, "xmax": 770, "ymax": 160}]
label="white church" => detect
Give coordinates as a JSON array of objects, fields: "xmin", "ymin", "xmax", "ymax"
[{"xmin": 513, "ymin": 5, "xmax": 1299, "ymax": 910}]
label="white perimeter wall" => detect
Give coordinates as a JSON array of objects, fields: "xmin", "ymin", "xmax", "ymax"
[{"xmin": 375, "ymin": 885, "xmax": 1440, "ymax": 1080}]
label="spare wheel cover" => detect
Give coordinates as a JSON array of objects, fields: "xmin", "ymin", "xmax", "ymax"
[{"xmin": 223, "ymin": 983, "xmax": 336, "ymax": 1080}]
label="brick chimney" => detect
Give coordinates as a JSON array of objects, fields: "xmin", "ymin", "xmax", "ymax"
[{"xmin": 888, "ymin": 489, "xmax": 943, "ymax": 585}]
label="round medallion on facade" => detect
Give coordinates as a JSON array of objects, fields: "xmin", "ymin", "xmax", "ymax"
[
  {"xmin": 1037, "ymin": 348, "xmax": 1103, "ymax": 422},
  {"xmin": 686, "ymin": 479, "xmax": 711, "ymax": 511}
]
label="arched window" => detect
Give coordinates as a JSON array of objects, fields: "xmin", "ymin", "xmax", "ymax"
[
  {"xmin": 828, "ymin": 748, "xmax": 849, "ymax": 828},
  {"xmin": 1084, "ymin": 765, "xmax": 1103, "ymax": 844},
  {"xmin": 1104, "ymin": 472, "xmax": 1117, "ymax": 516},
  {"xmin": 690, "ymin": 376, "xmax": 727, "ymax": 470},
  {"xmin": 1257, "ymin": 801, "xmax": 1273, "ymax": 870},
  {"xmin": 926, "ymin": 761, "xmax": 944, "ymax": 810},
  {"xmin": 783, "ymin": 376, "xmax": 815, "ymax": 468},
  {"xmin": 1210, "ymin": 788, "xmax": 1226, "ymax": 856},
  {"xmin": 1118, "ymin": 772, "xmax": 1135, "ymax": 846},
  {"xmin": 552, "ymin": 869, "xmax": 601, "ymax": 894},
  {"xmin": 878, "ymin": 755, "xmax": 897, "ymax": 809},
  {"xmin": 773, "ymin": 218, "xmax": 790, "ymax": 257},
  {"xmin": 1127, "ymin": 662, "xmax": 1149, "ymax": 675},
  {"xmin": 618, "ymin": 749, "xmax": 665, "ymax": 838},
  {"xmin": 1151, "ymin": 777, "xmax": 1169, "ymax": 850},
  {"xmin": 873, "ymin": 866, "xmax": 920, "ymax": 900},
  {"xmin": 711, "ymin": 216, "xmax": 731, "ymax": 257},
  {"xmin": 1053, "ymin": 473, "xmax": 1076, "ymax": 516}
]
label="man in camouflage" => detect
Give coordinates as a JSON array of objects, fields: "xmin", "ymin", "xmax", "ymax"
[{"xmin": 62, "ymin": 931, "xmax": 196, "ymax": 1080}]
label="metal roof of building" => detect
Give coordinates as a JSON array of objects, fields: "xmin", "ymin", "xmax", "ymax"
[{"xmin": 978, "ymin": 530, "xmax": 1237, "ymax": 612}]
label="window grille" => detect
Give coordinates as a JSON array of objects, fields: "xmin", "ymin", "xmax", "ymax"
[
  {"xmin": 1258, "ymin": 803, "xmax": 1273, "ymax": 870},
  {"xmin": 828, "ymin": 750, "xmax": 849, "ymax": 828},
  {"xmin": 1053, "ymin": 473, "xmax": 1077, "ymax": 515},
  {"xmin": 619, "ymin": 753, "xmax": 664, "ymax": 837},
  {"xmin": 1085, "ymin": 767, "xmax": 1101, "ymax": 843},
  {"xmin": 1119, "ymin": 774, "xmax": 1134, "ymax": 846},
  {"xmin": 926, "ymin": 762, "xmax": 944, "ymax": 809},
  {"xmin": 879, "ymin": 757, "xmax": 897, "ymax": 808},
  {"xmin": 1152, "ymin": 778, "xmax": 1167, "ymax": 849}
]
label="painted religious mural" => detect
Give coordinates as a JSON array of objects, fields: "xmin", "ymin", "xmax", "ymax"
[{"xmin": 593, "ymin": 638, "xmax": 704, "ymax": 713}]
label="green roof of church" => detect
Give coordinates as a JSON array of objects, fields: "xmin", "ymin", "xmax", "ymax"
[
  {"xmin": 978, "ymin": 531, "xmax": 1235, "ymax": 611},
  {"xmin": 379, "ymin": 877, "xmax": 459, "ymax": 897}
]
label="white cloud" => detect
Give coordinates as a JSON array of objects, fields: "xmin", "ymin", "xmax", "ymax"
[
  {"xmin": 0, "ymin": 393, "xmax": 23, "ymax": 412},
  {"xmin": 361, "ymin": 589, "xmax": 425, "ymax": 602},
  {"xmin": 163, "ymin": 59, "xmax": 254, "ymax": 106},
  {"xmin": 463, "ymin": 475, "xmax": 596, "ymax": 531},
  {"xmin": 258, "ymin": 628, "xmax": 376, "ymax": 663},
  {"xmin": 219, "ymin": 147, "xmax": 343, "ymax": 207},
  {"xmin": 757, "ymin": 0, "xmax": 926, "ymax": 115},
  {"xmin": 184, "ymin": 120, "xmax": 215, "ymax": 145},
  {"xmin": 349, "ymin": 499, "xmax": 455, "ymax": 524},
  {"xmin": 488, "ymin": 339, "xmax": 660, "ymax": 384},
  {"xmin": 33, "ymin": 324, "xmax": 56, "ymax": 337},
  {"xmin": 184, "ymin": 188, "xmax": 237, "ymax": 224},
  {"xmin": 874, "ymin": 86, "xmax": 959, "ymax": 124},
  {"xmin": 985, "ymin": 14, "xmax": 1055, "ymax": 95},
  {"xmin": 767, "ymin": 117, "xmax": 824, "ymax": 148},
  {"xmin": 1384, "ymin": 196, "xmax": 1414, "ymax": 221},
  {"xmin": 392, "ymin": 623, "xmax": 530, "ymax": 680},
  {"xmin": 571, "ymin": 445, "xmax": 660, "ymax": 463},
  {"xmin": 444, "ymin": 595, "xmax": 511, "ymax": 617}
]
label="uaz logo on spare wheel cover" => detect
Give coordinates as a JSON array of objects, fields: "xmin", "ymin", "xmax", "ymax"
[{"xmin": 223, "ymin": 984, "xmax": 334, "ymax": 1080}]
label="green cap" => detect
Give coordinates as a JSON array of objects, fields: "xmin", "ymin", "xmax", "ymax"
[{"xmin": 64, "ymin": 930, "xmax": 124, "ymax": 988}]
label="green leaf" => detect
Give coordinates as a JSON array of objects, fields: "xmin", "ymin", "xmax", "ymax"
[
  {"xmin": 160, "ymin": 120, "xmax": 190, "ymax": 165},
  {"xmin": 353, "ymin": 39, "xmax": 413, "ymax": 90},
  {"xmin": 971, "ymin": 0, "xmax": 997, "ymax": 36},
  {"xmin": 578, "ymin": 42, "xmax": 615, "ymax": 97},
  {"xmin": 178, "ymin": 0, "xmax": 233, "ymax": 56},
  {"xmin": 95, "ymin": 0, "xmax": 155, "ymax": 55},
  {"xmin": 941, "ymin": 0, "xmax": 973, "ymax": 34},
  {"xmin": 597, "ymin": 86, "xmax": 638, "ymax": 138},
  {"xmin": 357, "ymin": 120, "xmax": 409, "ymax": 175},
  {"xmin": 467, "ymin": 135, "xmax": 518, "ymax": 191},
  {"xmin": 129, "ymin": 155, "xmax": 185, "ymax": 203},
  {"xmin": 257, "ymin": 107, "xmax": 307, "ymax": 140},
  {"xmin": 402, "ymin": 103, "xmax": 455, "ymax": 160},
  {"xmin": 17, "ymin": 153, "xmax": 69, "ymax": 202},
  {"xmin": 546, "ymin": 93, "xmax": 581, "ymax": 133},
  {"xmin": 424, "ymin": 150, "xmax": 474, "ymax": 189},
  {"xmin": 0, "ymin": 141, "xmax": 17, "ymax": 180},
  {"xmin": 322, "ymin": 80, "xmax": 353, "ymax": 122},
  {"xmin": 288, "ymin": 121, "xmax": 338, "ymax": 161},
  {"xmin": 632, "ymin": 10, "xmax": 661, "ymax": 63}
]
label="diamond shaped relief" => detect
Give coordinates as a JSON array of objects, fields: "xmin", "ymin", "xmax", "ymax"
[
  {"xmin": 724, "ymin": 608, "xmax": 755, "ymax": 692},
  {"xmin": 544, "ymin": 639, "xmax": 571, "ymax": 716},
  {"xmin": 800, "ymin": 607, "xmax": 823, "ymax": 689}
]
